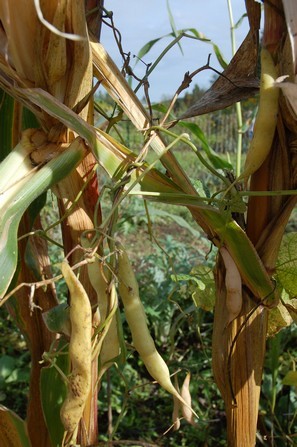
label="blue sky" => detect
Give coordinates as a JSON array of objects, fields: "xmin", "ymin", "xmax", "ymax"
[{"xmin": 101, "ymin": 1, "xmax": 252, "ymax": 101}]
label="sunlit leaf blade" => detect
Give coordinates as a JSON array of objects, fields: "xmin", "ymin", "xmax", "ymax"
[
  {"xmin": 40, "ymin": 339, "xmax": 70, "ymax": 447},
  {"xmin": 283, "ymin": 298, "xmax": 297, "ymax": 322},
  {"xmin": 212, "ymin": 43, "xmax": 228, "ymax": 69},
  {"xmin": 178, "ymin": 121, "xmax": 233, "ymax": 170},
  {"xmin": 282, "ymin": 370, "xmax": 297, "ymax": 386},
  {"xmin": 0, "ymin": 142, "xmax": 85, "ymax": 300},
  {"xmin": 276, "ymin": 232, "xmax": 297, "ymax": 296},
  {"xmin": 0, "ymin": 405, "xmax": 31, "ymax": 447},
  {"xmin": 137, "ymin": 37, "xmax": 166, "ymax": 60},
  {"xmin": 184, "ymin": 265, "xmax": 215, "ymax": 311},
  {"xmin": 267, "ymin": 300, "xmax": 293, "ymax": 337},
  {"xmin": 166, "ymin": 0, "xmax": 183, "ymax": 55},
  {"xmin": 234, "ymin": 13, "xmax": 248, "ymax": 29}
]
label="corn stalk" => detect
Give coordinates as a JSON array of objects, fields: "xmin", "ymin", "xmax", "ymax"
[{"xmin": 0, "ymin": 1, "xmax": 295, "ymax": 446}]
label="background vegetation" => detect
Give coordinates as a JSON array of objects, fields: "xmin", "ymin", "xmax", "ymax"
[
  {"xmin": 1, "ymin": 1, "xmax": 297, "ymax": 446},
  {"xmin": 1, "ymin": 87, "xmax": 296, "ymax": 445}
]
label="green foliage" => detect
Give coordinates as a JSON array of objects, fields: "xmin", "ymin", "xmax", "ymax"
[
  {"xmin": 98, "ymin": 229, "xmax": 226, "ymax": 446},
  {"xmin": 0, "ymin": 308, "xmax": 30, "ymax": 419},
  {"xmin": 276, "ymin": 232, "xmax": 297, "ymax": 296},
  {"xmin": 40, "ymin": 339, "xmax": 70, "ymax": 447},
  {"xmin": 260, "ymin": 328, "xmax": 297, "ymax": 446}
]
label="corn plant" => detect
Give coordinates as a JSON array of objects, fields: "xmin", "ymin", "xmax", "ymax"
[{"xmin": 0, "ymin": 1, "xmax": 296, "ymax": 446}]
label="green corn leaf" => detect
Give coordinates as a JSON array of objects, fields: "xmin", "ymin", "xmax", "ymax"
[
  {"xmin": 0, "ymin": 405, "xmax": 31, "ymax": 447},
  {"xmin": 40, "ymin": 339, "xmax": 70, "ymax": 447},
  {"xmin": 166, "ymin": 0, "xmax": 183, "ymax": 55},
  {"xmin": 0, "ymin": 141, "xmax": 85, "ymax": 300}
]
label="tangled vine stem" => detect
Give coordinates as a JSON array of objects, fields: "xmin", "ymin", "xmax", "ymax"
[{"xmin": 0, "ymin": 252, "xmax": 102, "ymax": 308}]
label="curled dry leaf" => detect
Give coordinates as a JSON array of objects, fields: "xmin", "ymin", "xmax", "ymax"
[{"xmin": 176, "ymin": 30, "xmax": 260, "ymax": 120}]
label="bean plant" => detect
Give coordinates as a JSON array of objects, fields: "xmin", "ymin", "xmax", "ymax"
[{"xmin": 0, "ymin": 1, "xmax": 296, "ymax": 447}]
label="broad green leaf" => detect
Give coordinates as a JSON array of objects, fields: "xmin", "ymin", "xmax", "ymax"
[
  {"xmin": 190, "ymin": 265, "xmax": 216, "ymax": 311},
  {"xmin": 282, "ymin": 370, "xmax": 297, "ymax": 386},
  {"xmin": 0, "ymin": 356, "xmax": 16, "ymax": 381},
  {"xmin": 40, "ymin": 339, "xmax": 69, "ymax": 447},
  {"xmin": 171, "ymin": 266, "xmax": 215, "ymax": 311},
  {"xmin": 276, "ymin": 232, "xmax": 297, "ymax": 296},
  {"xmin": 42, "ymin": 303, "xmax": 71, "ymax": 337},
  {"xmin": 0, "ymin": 405, "xmax": 31, "ymax": 447},
  {"xmin": 0, "ymin": 141, "xmax": 85, "ymax": 300}
]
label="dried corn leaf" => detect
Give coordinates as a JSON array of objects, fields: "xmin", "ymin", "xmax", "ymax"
[
  {"xmin": 283, "ymin": 0, "xmax": 297, "ymax": 72},
  {"xmin": 275, "ymin": 79, "xmax": 297, "ymax": 120},
  {"xmin": 177, "ymin": 30, "xmax": 260, "ymax": 119}
]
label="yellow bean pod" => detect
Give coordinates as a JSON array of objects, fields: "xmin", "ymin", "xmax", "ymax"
[
  {"xmin": 240, "ymin": 48, "xmax": 279, "ymax": 181},
  {"xmin": 60, "ymin": 261, "xmax": 92, "ymax": 441},
  {"xmin": 180, "ymin": 372, "xmax": 196, "ymax": 426},
  {"xmin": 81, "ymin": 235, "xmax": 120, "ymax": 375},
  {"xmin": 117, "ymin": 245, "xmax": 198, "ymax": 419}
]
